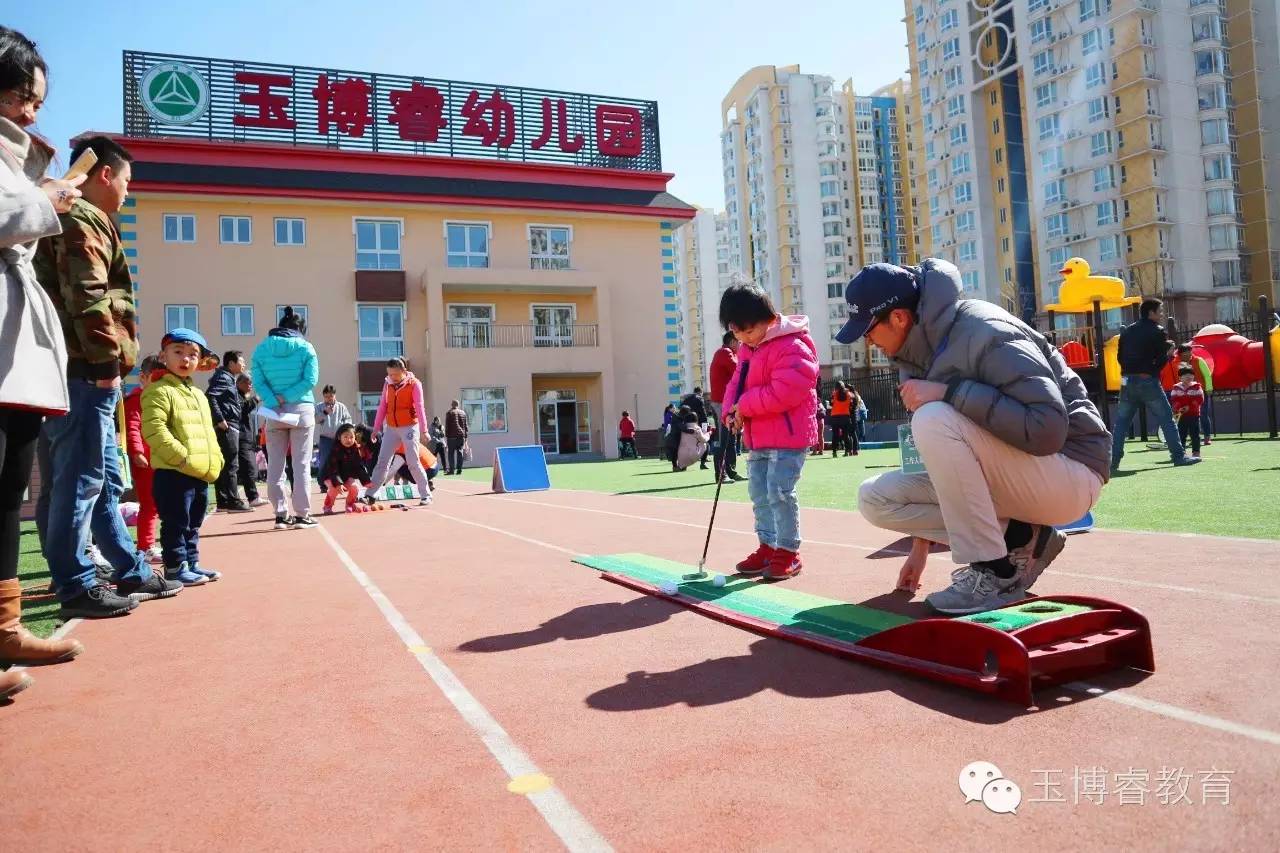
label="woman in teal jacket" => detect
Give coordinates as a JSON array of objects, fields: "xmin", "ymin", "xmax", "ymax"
[{"xmin": 251, "ymin": 306, "xmax": 319, "ymax": 528}]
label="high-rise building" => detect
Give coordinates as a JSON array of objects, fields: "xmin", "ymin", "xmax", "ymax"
[
  {"xmin": 675, "ymin": 209, "xmax": 742, "ymax": 392},
  {"xmin": 720, "ymin": 66, "xmax": 914, "ymax": 378},
  {"xmin": 904, "ymin": 0, "xmax": 1268, "ymax": 326}
]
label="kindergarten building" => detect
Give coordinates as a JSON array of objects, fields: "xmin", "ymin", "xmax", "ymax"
[{"xmin": 106, "ymin": 51, "xmax": 693, "ymax": 463}]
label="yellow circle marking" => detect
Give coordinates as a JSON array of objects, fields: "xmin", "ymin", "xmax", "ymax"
[
  {"xmin": 507, "ymin": 773, "xmax": 554, "ymax": 795},
  {"xmin": 407, "ymin": 644, "xmax": 432, "ymax": 654}
]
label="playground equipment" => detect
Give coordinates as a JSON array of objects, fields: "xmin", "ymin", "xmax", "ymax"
[
  {"xmin": 574, "ymin": 553, "xmax": 1154, "ymax": 707},
  {"xmin": 1189, "ymin": 322, "xmax": 1280, "ymax": 391},
  {"xmin": 1044, "ymin": 259, "xmax": 1142, "ymax": 316}
]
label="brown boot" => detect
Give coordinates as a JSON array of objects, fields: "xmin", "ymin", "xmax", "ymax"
[
  {"xmin": 1, "ymin": 667, "xmax": 33, "ymax": 700},
  {"xmin": 0, "ymin": 579, "xmax": 84, "ymax": 666}
]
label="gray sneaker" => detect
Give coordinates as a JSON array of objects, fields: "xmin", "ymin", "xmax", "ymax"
[
  {"xmin": 926, "ymin": 566, "xmax": 1023, "ymax": 615},
  {"xmin": 1009, "ymin": 525, "xmax": 1067, "ymax": 593}
]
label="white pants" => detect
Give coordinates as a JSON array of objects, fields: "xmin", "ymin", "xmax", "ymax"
[
  {"xmin": 371, "ymin": 423, "xmax": 431, "ymax": 500},
  {"xmin": 857, "ymin": 402, "xmax": 1102, "ymax": 565},
  {"xmin": 265, "ymin": 402, "xmax": 317, "ymax": 517}
]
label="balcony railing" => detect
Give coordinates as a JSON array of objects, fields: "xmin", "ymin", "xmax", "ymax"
[{"xmin": 443, "ymin": 323, "xmax": 599, "ymax": 349}]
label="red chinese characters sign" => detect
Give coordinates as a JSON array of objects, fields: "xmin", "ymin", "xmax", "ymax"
[{"xmin": 125, "ymin": 52, "xmax": 661, "ymax": 171}]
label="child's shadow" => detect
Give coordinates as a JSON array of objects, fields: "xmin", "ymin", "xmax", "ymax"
[{"xmin": 458, "ymin": 596, "xmax": 680, "ymax": 653}]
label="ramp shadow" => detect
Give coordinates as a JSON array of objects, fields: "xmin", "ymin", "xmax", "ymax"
[{"xmin": 457, "ymin": 596, "xmax": 680, "ymax": 652}]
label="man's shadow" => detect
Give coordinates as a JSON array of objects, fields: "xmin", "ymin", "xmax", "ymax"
[{"xmin": 458, "ymin": 596, "xmax": 680, "ymax": 652}]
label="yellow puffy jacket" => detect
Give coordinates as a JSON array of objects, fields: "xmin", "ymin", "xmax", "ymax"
[{"xmin": 141, "ymin": 371, "xmax": 224, "ymax": 483}]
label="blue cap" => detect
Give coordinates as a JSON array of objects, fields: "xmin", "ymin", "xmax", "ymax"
[
  {"xmin": 833, "ymin": 263, "xmax": 921, "ymax": 344},
  {"xmin": 161, "ymin": 327, "xmax": 214, "ymax": 358}
]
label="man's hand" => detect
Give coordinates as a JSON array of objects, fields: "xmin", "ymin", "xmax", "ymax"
[
  {"xmin": 133, "ymin": 454, "xmax": 149, "ymax": 469},
  {"xmin": 216, "ymin": 421, "xmax": 229, "ymax": 432},
  {"xmin": 95, "ymin": 376, "xmax": 121, "ymax": 390},
  {"xmin": 898, "ymin": 379, "xmax": 948, "ymax": 412}
]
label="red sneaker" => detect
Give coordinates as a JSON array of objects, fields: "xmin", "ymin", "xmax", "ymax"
[
  {"xmin": 764, "ymin": 549, "xmax": 803, "ymax": 581},
  {"xmin": 736, "ymin": 544, "xmax": 775, "ymax": 575}
]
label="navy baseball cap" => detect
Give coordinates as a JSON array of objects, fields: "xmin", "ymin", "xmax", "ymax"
[
  {"xmin": 834, "ymin": 263, "xmax": 922, "ymax": 344},
  {"xmin": 161, "ymin": 327, "xmax": 214, "ymax": 358}
]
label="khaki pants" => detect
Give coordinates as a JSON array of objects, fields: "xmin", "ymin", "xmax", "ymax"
[{"xmin": 857, "ymin": 402, "xmax": 1102, "ymax": 565}]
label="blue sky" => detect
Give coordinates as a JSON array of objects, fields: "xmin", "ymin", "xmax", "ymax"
[{"xmin": 13, "ymin": 1, "xmax": 908, "ymax": 208}]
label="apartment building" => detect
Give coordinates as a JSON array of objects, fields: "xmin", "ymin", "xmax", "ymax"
[
  {"xmin": 673, "ymin": 208, "xmax": 735, "ymax": 392},
  {"xmin": 112, "ymin": 51, "xmax": 693, "ymax": 464},
  {"xmin": 905, "ymin": 0, "xmax": 1269, "ymax": 326}
]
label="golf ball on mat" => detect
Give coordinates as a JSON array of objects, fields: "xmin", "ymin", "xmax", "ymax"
[
  {"xmin": 659, "ymin": 581, "xmax": 679, "ymax": 595},
  {"xmin": 712, "ymin": 574, "xmax": 727, "ymax": 587}
]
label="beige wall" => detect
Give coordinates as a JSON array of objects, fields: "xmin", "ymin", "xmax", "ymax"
[{"xmin": 132, "ymin": 195, "xmax": 672, "ymax": 464}]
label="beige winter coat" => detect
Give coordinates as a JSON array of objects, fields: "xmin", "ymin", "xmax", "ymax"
[{"xmin": 0, "ymin": 118, "xmax": 68, "ymax": 414}]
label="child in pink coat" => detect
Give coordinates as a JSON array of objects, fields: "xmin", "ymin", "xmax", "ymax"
[{"xmin": 720, "ymin": 283, "xmax": 820, "ymax": 580}]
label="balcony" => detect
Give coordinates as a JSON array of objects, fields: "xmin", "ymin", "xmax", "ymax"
[{"xmin": 443, "ymin": 323, "xmax": 599, "ymax": 349}]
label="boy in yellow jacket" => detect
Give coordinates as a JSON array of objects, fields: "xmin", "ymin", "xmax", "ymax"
[{"xmin": 141, "ymin": 328, "xmax": 223, "ymax": 586}]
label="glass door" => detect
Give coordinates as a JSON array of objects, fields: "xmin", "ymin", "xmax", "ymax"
[
  {"xmin": 447, "ymin": 304, "xmax": 494, "ymax": 348},
  {"xmin": 531, "ymin": 304, "xmax": 575, "ymax": 347},
  {"xmin": 538, "ymin": 403, "xmax": 559, "ymax": 454},
  {"xmin": 576, "ymin": 401, "xmax": 591, "ymax": 452}
]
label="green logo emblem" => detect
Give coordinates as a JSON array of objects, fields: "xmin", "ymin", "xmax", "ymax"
[{"xmin": 140, "ymin": 62, "xmax": 209, "ymax": 125}]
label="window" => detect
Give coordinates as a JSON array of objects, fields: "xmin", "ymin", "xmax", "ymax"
[
  {"xmin": 163, "ymin": 214, "xmax": 196, "ymax": 244},
  {"xmin": 1038, "ymin": 114, "xmax": 1060, "ymax": 140},
  {"xmin": 1099, "ymin": 234, "xmax": 1120, "ymax": 261},
  {"xmin": 1094, "ymin": 165, "xmax": 1115, "ymax": 191},
  {"xmin": 956, "ymin": 210, "xmax": 976, "ymax": 232},
  {"xmin": 445, "ymin": 222, "xmax": 490, "ymax": 268},
  {"xmin": 1195, "ymin": 49, "xmax": 1225, "ymax": 76},
  {"xmin": 954, "ymin": 182, "xmax": 973, "ymax": 204},
  {"xmin": 461, "ymin": 388, "xmax": 507, "ymax": 434},
  {"xmin": 930, "ymin": 195, "xmax": 940, "ymax": 217},
  {"xmin": 1087, "ymin": 97, "xmax": 1109, "ymax": 123},
  {"xmin": 1198, "ymin": 83, "xmax": 1229, "ymax": 110},
  {"xmin": 914, "ymin": 4, "xmax": 924, "ymax": 25},
  {"xmin": 944, "ymin": 67, "xmax": 962, "ymax": 90},
  {"xmin": 941, "ymin": 8, "xmax": 959, "ymax": 30},
  {"xmin": 1090, "ymin": 131, "xmax": 1113, "ymax": 158},
  {"xmin": 1096, "ymin": 201, "xmax": 1118, "ymax": 226},
  {"xmin": 221, "ymin": 305, "xmax": 254, "ymax": 336},
  {"xmin": 952, "ymin": 153, "xmax": 972, "ymax": 177},
  {"xmin": 822, "ymin": 201, "xmax": 841, "ymax": 217},
  {"xmin": 164, "ymin": 304, "xmax": 198, "ymax": 332},
  {"xmin": 1209, "ymin": 224, "xmax": 1237, "ymax": 251},
  {"xmin": 1035, "ymin": 82, "xmax": 1058, "ymax": 108},
  {"xmin": 529, "ymin": 225, "xmax": 571, "ymax": 270},
  {"xmin": 947, "ymin": 94, "xmax": 966, "ymax": 118},
  {"xmin": 1049, "ymin": 246, "xmax": 1071, "ymax": 270},
  {"xmin": 1206, "ymin": 189, "xmax": 1235, "ymax": 216},
  {"xmin": 1046, "ymin": 213, "xmax": 1068, "ymax": 238},
  {"xmin": 1030, "ymin": 18, "xmax": 1053, "ymax": 44},
  {"xmin": 958, "ymin": 241, "xmax": 977, "ymax": 262},
  {"xmin": 916, "ymin": 30, "xmax": 927, "ymax": 51},
  {"xmin": 1204, "ymin": 153, "xmax": 1232, "ymax": 181},
  {"xmin": 357, "ymin": 304, "xmax": 405, "ymax": 359},
  {"xmin": 1040, "ymin": 146, "xmax": 1063, "ymax": 174},
  {"xmin": 1033, "ymin": 50, "xmax": 1053, "ymax": 76},
  {"xmin": 355, "ymin": 218, "xmax": 402, "ymax": 270},
  {"xmin": 1029, "ymin": 0, "xmax": 1049, "ymax": 11},
  {"xmin": 962, "ymin": 270, "xmax": 979, "ymax": 291},
  {"xmin": 1201, "ymin": 118, "xmax": 1228, "ymax": 145},
  {"xmin": 1080, "ymin": 0, "xmax": 1099, "ymax": 21},
  {"xmin": 1082, "ymin": 29, "xmax": 1102, "ymax": 55},
  {"xmin": 219, "ymin": 216, "xmax": 251, "ymax": 245},
  {"xmin": 925, "ymin": 140, "xmax": 936, "ymax": 160},
  {"xmin": 1085, "ymin": 62, "xmax": 1106, "ymax": 89},
  {"xmin": 823, "ymin": 221, "xmax": 843, "ymax": 237},
  {"xmin": 359, "ymin": 394, "xmax": 381, "ymax": 428},
  {"xmin": 931, "ymin": 223, "xmax": 943, "ymax": 245},
  {"xmin": 274, "ymin": 217, "xmax": 305, "ymax": 246},
  {"xmin": 1044, "ymin": 178, "xmax": 1066, "ymax": 204},
  {"xmin": 1193, "ymin": 14, "xmax": 1223, "ymax": 42},
  {"xmin": 1212, "ymin": 260, "xmax": 1240, "ymax": 288},
  {"xmin": 276, "ymin": 305, "xmax": 309, "ymax": 328},
  {"xmin": 950, "ymin": 123, "xmax": 968, "ymax": 146},
  {"xmin": 447, "ymin": 304, "xmax": 495, "ymax": 348},
  {"xmin": 943, "ymin": 38, "xmax": 961, "ymax": 60}
]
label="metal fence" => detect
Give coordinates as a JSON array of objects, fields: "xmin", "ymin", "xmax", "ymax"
[{"xmin": 443, "ymin": 323, "xmax": 599, "ymax": 349}]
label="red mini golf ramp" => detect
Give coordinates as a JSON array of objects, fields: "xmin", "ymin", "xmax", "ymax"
[{"xmin": 573, "ymin": 553, "xmax": 1154, "ymax": 707}]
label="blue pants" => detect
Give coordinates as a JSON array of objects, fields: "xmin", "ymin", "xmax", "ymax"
[
  {"xmin": 153, "ymin": 468, "xmax": 209, "ymax": 570},
  {"xmin": 43, "ymin": 380, "xmax": 151, "ymax": 601},
  {"xmin": 1201, "ymin": 395, "xmax": 1214, "ymax": 440},
  {"xmin": 1110, "ymin": 376, "xmax": 1186, "ymax": 468},
  {"xmin": 746, "ymin": 449, "xmax": 806, "ymax": 552}
]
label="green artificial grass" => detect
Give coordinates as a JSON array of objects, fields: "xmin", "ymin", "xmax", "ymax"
[
  {"xmin": 574, "ymin": 553, "xmax": 911, "ymax": 642},
  {"xmin": 464, "ymin": 434, "xmax": 1280, "ymax": 540},
  {"xmin": 14, "ymin": 522, "xmax": 59, "ymax": 641}
]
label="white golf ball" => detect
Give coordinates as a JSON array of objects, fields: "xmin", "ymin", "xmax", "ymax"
[
  {"xmin": 712, "ymin": 574, "xmax": 727, "ymax": 588},
  {"xmin": 659, "ymin": 581, "xmax": 679, "ymax": 595}
]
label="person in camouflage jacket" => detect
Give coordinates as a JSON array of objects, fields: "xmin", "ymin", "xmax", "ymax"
[{"xmin": 33, "ymin": 137, "xmax": 179, "ymax": 619}]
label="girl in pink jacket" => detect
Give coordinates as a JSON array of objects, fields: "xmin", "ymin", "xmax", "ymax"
[{"xmin": 720, "ymin": 283, "xmax": 820, "ymax": 580}]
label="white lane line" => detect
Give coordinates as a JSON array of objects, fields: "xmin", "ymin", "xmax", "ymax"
[
  {"xmin": 433, "ymin": 505, "xmax": 1280, "ymax": 749},
  {"xmin": 446, "ymin": 492, "xmax": 1280, "ymax": 607},
  {"xmin": 1067, "ymin": 682, "xmax": 1280, "ymax": 747},
  {"xmin": 316, "ymin": 525, "xmax": 611, "ymax": 853}
]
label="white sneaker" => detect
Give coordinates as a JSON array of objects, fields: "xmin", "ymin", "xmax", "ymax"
[
  {"xmin": 249, "ymin": 497, "xmax": 268, "ymax": 507},
  {"xmin": 926, "ymin": 566, "xmax": 1023, "ymax": 615},
  {"xmin": 418, "ymin": 497, "xmax": 432, "ymax": 507}
]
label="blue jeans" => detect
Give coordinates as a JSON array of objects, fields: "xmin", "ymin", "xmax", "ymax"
[
  {"xmin": 1110, "ymin": 376, "xmax": 1186, "ymax": 468},
  {"xmin": 317, "ymin": 436, "xmax": 334, "ymax": 485},
  {"xmin": 746, "ymin": 449, "xmax": 806, "ymax": 552},
  {"xmin": 153, "ymin": 469, "xmax": 208, "ymax": 570},
  {"xmin": 1201, "ymin": 395, "xmax": 1214, "ymax": 440},
  {"xmin": 42, "ymin": 380, "xmax": 150, "ymax": 601}
]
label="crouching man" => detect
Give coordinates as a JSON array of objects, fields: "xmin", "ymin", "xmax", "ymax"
[{"xmin": 836, "ymin": 260, "xmax": 1112, "ymax": 614}]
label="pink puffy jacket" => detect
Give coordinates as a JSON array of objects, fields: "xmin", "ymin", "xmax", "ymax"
[{"xmin": 721, "ymin": 315, "xmax": 820, "ymax": 451}]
